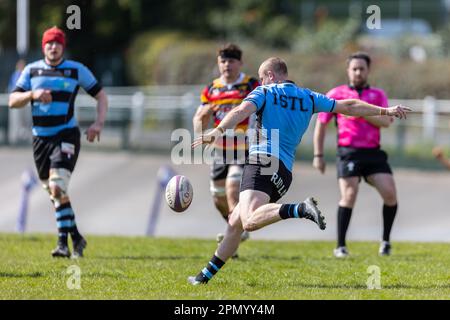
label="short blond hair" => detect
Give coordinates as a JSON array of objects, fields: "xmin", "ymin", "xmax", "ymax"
[{"xmin": 260, "ymin": 57, "xmax": 288, "ymax": 76}]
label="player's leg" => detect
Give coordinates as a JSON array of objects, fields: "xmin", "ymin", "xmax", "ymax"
[
  {"xmin": 188, "ymin": 202, "xmax": 245, "ymax": 285},
  {"xmin": 188, "ymin": 188, "xmax": 274, "ymax": 285},
  {"xmin": 239, "ymin": 160, "xmax": 326, "ymax": 232},
  {"xmin": 225, "ymin": 165, "xmax": 250, "ymax": 245},
  {"xmin": 240, "ymin": 190, "xmax": 326, "ymax": 232},
  {"xmin": 33, "ymin": 136, "xmax": 72, "ymax": 257},
  {"xmin": 210, "ymin": 161, "xmax": 230, "ymax": 221},
  {"xmin": 211, "ymin": 179, "xmax": 229, "ymax": 219},
  {"xmin": 366, "ymin": 173, "xmax": 397, "ymax": 256},
  {"xmin": 335, "ymin": 177, "xmax": 360, "ymax": 257},
  {"xmin": 225, "ymin": 165, "xmax": 242, "ymax": 213},
  {"xmin": 49, "ymin": 129, "xmax": 86, "ymax": 259}
]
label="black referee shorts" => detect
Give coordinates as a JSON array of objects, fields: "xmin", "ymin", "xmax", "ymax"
[
  {"xmin": 32, "ymin": 127, "xmax": 81, "ymax": 181},
  {"xmin": 337, "ymin": 146, "xmax": 393, "ymax": 182}
]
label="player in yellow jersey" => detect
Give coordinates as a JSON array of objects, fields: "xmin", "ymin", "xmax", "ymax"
[{"xmin": 193, "ymin": 44, "xmax": 259, "ymax": 257}]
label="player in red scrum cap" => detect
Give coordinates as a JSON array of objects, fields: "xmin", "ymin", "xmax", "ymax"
[{"xmin": 9, "ymin": 27, "xmax": 109, "ymax": 259}]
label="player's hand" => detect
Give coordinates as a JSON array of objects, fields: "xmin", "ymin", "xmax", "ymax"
[
  {"xmin": 386, "ymin": 105, "xmax": 412, "ymax": 119},
  {"xmin": 191, "ymin": 128, "xmax": 222, "ymax": 149},
  {"xmin": 432, "ymin": 147, "xmax": 444, "ymax": 160},
  {"xmin": 85, "ymin": 121, "xmax": 103, "ymax": 143},
  {"xmin": 313, "ymin": 156, "xmax": 326, "ymax": 174},
  {"xmin": 32, "ymin": 89, "xmax": 52, "ymax": 104}
]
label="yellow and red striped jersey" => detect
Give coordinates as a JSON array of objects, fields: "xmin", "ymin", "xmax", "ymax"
[{"xmin": 200, "ymin": 73, "xmax": 259, "ymax": 150}]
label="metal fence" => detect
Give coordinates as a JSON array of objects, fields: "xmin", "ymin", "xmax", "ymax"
[{"xmin": 1, "ymin": 87, "xmax": 449, "ymax": 152}]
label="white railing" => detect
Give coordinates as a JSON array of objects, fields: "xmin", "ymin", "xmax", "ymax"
[{"xmin": 1, "ymin": 87, "xmax": 450, "ymax": 149}]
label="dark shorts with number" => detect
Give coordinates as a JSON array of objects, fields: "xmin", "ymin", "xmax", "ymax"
[
  {"xmin": 32, "ymin": 127, "xmax": 81, "ymax": 180},
  {"xmin": 337, "ymin": 147, "xmax": 392, "ymax": 182},
  {"xmin": 240, "ymin": 157, "xmax": 292, "ymax": 203}
]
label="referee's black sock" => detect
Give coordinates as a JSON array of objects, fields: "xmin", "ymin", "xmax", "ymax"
[
  {"xmin": 195, "ymin": 255, "xmax": 225, "ymax": 283},
  {"xmin": 382, "ymin": 204, "xmax": 397, "ymax": 242},
  {"xmin": 279, "ymin": 203, "xmax": 307, "ymax": 219},
  {"xmin": 337, "ymin": 206, "xmax": 353, "ymax": 247}
]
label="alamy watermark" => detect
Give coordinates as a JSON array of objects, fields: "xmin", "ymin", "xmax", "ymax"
[
  {"xmin": 66, "ymin": 5, "xmax": 81, "ymax": 30},
  {"xmin": 171, "ymin": 128, "xmax": 280, "ymax": 175},
  {"xmin": 66, "ymin": 265, "xmax": 82, "ymax": 290},
  {"xmin": 366, "ymin": 5, "xmax": 382, "ymax": 30},
  {"xmin": 366, "ymin": 265, "xmax": 382, "ymax": 290}
]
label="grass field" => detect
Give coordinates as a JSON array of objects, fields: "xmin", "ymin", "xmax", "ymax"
[{"xmin": 0, "ymin": 234, "xmax": 449, "ymax": 300}]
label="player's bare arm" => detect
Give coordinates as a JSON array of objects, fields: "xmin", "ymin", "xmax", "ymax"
[
  {"xmin": 192, "ymin": 101, "xmax": 256, "ymax": 148},
  {"xmin": 86, "ymin": 89, "xmax": 108, "ymax": 143},
  {"xmin": 193, "ymin": 104, "xmax": 214, "ymax": 134},
  {"xmin": 334, "ymin": 99, "xmax": 412, "ymax": 119},
  {"xmin": 9, "ymin": 89, "xmax": 52, "ymax": 109}
]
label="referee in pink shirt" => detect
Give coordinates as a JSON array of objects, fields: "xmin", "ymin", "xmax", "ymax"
[{"xmin": 313, "ymin": 52, "xmax": 397, "ymax": 258}]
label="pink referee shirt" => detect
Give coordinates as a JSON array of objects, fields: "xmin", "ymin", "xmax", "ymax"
[{"xmin": 317, "ymin": 85, "xmax": 389, "ymax": 149}]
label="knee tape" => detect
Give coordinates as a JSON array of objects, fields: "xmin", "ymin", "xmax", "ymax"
[
  {"xmin": 48, "ymin": 168, "xmax": 71, "ymax": 198},
  {"xmin": 210, "ymin": 181, "xmax": 226, "ymax": 197},
  {"xmin": 41, "ymin": 180, "xmax": 51, "ymax": 195},
  {"xmin": 227, "ymin": 167, "xmax": 243, "ymax": 183}
]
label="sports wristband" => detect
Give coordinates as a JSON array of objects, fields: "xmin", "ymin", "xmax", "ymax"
[
  {"xmin": 380, "ymin": 108, "xmax": 388, "ymax": 116},
  {"xmin": 314, "ymin": 154, "xmax": 324, "ymax": 158}
]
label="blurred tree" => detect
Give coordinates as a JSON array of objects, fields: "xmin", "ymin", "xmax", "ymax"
[
  {"xmin": 207, "ymin": 0, "xmax": 300, "ymax": 48},
  {"xmin": 0, "ymin": 0, "xmax": 18, "ymax": 49}
]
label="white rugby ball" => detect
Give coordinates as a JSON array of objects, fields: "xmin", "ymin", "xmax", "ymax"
[{"xmin": 165, "ymin": 175, "xmax": 193, "ymax": 213}]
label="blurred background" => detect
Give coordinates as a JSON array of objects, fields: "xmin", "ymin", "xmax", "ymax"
[
  {"xmin": 0, "ymin": 0, "xmax": 449, "ymax": 240},
  {"xmin": 1, "ymin": 0, "xmax": 449, "ymax": 162}
]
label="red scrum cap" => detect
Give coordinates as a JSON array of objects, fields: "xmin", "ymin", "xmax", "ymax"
[{"xmin": 42, "ymin": 27, "xmax": 66, "ymax": 51}]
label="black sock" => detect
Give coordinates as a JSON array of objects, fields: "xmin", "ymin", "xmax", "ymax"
[
  {"xmin": 382, "ymin": 204, "xmax": 397, "ymax": 242},
  {"xmin": 70, "ymin": 225, "xmax": 82, "ymax": 241},
  {"xmin": 337, "ymin": 206, "xmax": 353, "ymax": 247},
  {"xmin": 279, "ymin": 203, "xmax": 306, "ymax": 220},
  {"xmin": 195, "ymin": 255, "xmax": 225, "ymax": 283},
  {"xmin": 58, "ymin": 232, "xmax": 68, "ymax": 246}
]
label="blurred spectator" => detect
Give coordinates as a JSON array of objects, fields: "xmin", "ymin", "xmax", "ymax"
[
  {"xmin": 432, "ymin": 147, "xmax": 450, "ymax": 170},
  {"xmin": 8, "ymin": 59, "xmax": 26, "ymax": 93}
]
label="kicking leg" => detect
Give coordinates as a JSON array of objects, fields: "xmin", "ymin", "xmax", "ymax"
[{"xmin": 240, "ymin": 190, "xmax": 327, "ymax": 232}]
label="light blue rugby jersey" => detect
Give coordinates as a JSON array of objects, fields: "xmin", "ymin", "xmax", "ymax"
[
  {"xmin": 244, "ymin": 81, "xmax": 336, "ymax": 172},
  {"xmin": 13, "ymin": 59, "xmax": 102, "ymax": 137}
]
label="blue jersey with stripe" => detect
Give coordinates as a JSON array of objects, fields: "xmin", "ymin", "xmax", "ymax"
[
  {"xmin": 244, "ymin": 81, "xmax": 336, "ymax": 172},
  {"xmin": 14, "ymin": 59, "xmax": 101, "ymax": 137}
]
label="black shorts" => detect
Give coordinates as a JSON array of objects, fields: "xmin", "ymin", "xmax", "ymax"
[
  {"xmin": 210, "ymin": 148, "xmax": 247, "ymax": 181},
  {"xmin": 32, "ymin": 127, "xmax": 81, "ymax": 180},
  {"xmin": 240, "ymin": 158, "xmax": 292, "ymax": 203},
  {"xmin": 210, "ymin": 162, "xmax": 245, "ymax": 181},
  {"xmin": 337, "ymin": 147, "xmax": 392, "ymax": 182}
]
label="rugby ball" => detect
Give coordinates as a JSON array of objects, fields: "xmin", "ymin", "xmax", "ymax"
[{"xmin": 165, "ymin": 175, "xmax": 193, "ymax": 213}]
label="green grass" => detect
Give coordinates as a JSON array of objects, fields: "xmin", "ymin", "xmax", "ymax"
[{"xmin": 0, "ymin": 234, "xmax": 449, "ymax": 300}]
